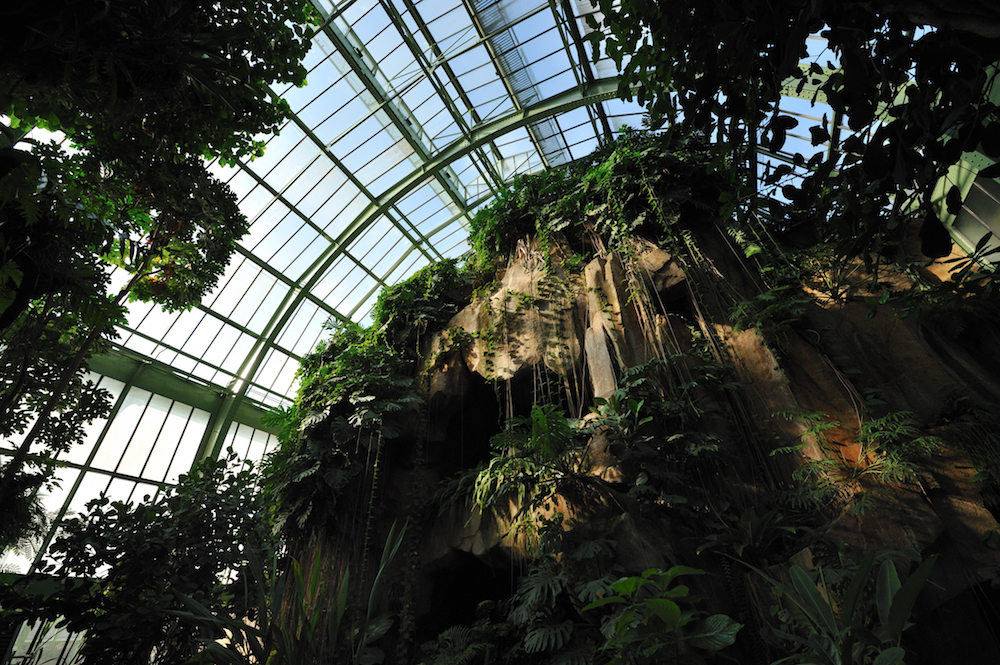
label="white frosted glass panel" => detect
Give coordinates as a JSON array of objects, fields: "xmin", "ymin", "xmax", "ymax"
[
  {"xmin": 159, "ymin": 308, "xmax": 208, "ymax": 352},
  {"xmin": 166, "ymin": 408, "xmax": 210, "ymax": 484},
  {"xmin": 130, "ymin": 482, "xmax": 159, "ymax": 504},
  {"xmin": 216, "ymin": 330, "xmax": 258, "ymax": 376},
  {"xmin": 62, "ymin": 375, "xmax": 127, "ymax": 465},
  {"xmin": 276, "ymin": 301, "xmax": 327, "ymax": 356},
  {"xmin": 116, "ymin": 393, "xmax": 173, "ymax": 477},
  {"xmin": 244, "ymin": 429, "xmax": 275, "ymax": 467},
  {"xmin": 105, "ymin": 477, "xmax": 137, "ymax": 503},
  {"xmin": 141, "ymin": 403, "xmax": 194, "ymax": 482},
  {"xmin": 179, "ymin": 314, "xmax": 225, "ymax": 359},
  {"xmin": 223, "ymin": 422, "xmax": 254, "ymax": 460},
  {"xmin": 67, "ymin": 472, "xmax": 113, "ymax": 517},
  {"xmin": 91, "ymin": 388, "xmax": 152, "ymax": 472},
  {"xmin": 253, "ymin": 348, "xmax": 298, "ymax": 394},
  {"xmin": 244, "ymin": 280, "xmax": 290, "ymax": 335}
]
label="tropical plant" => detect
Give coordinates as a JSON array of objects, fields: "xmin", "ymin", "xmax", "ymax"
[
  {"xmin": 472, "ymin": 403, "xmax": 592, "ymax": 530},
  {"xmin": 775, "ymin": 411, "xmax": 940, "ymax": 514},
  {"xmin": 0, "ymin": 146, "xmax": 248, "ymax": 498},
  {"xmin": 698, "ymin": 506, "xmax": 803, "ymax": 567},
  {"xmin": 178, "ymin": 521, "xmax": 407, "ymax": 665},
  {"xmin": 0, "ymin": 0, "xmax": 313, "ymax": 538},
  {"xmin": 731, "ymin": 285, "xmax": 814, "ymax": 332},
  {"xmin": 0, "ymin": 0, "xmax": 312, "ymax": 165},
  {"xmin": 751, "ymin": 552, "xmax": 938, "ymax": 665},
  {"xmin": 587, "ymin": 0, "xmax": 1000, "ymax": 263},
  {"xmin": 0, "ymin": 471, "xmax": 50, "ymax": 562},
  {"xmin": 370, "ymin": 258, "xmax": 476, "ymax": 357},
  {"xmin": 417, "ymin": 602, "xmax": 524, "ymax": 665},
  {"xmin": 584, "ymin": 566, "xmax": 742, "ymax": 664},
  {"xmin": 263, "ymin": 324, "xmax": 422, "ymax": 544},
  {"xmin": 0, "ymin": 450, "xmax": 277, "ymax": 665},
  {"xmin": 467, "ymin": 131, "xmax": 730, "ymax": 266},
  {"xmin": 852, "ymin": 412, "xmax": 939, "ymax": 482}
]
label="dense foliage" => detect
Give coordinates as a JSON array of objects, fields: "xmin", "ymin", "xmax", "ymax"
[
  {"xmin": 263, "ymin": 259, "xmax": 475, "ymax": 545},
  {"xmin": 0, "ymin": 0, "xmax": 312, "ymax": 164},
  {"xmin": 0, "ymin": 452, "xmax": 278, "ymax": 665},
  {"xmin": 588, "ymin": 0, "xmax": 1000, "ymax": 261},
  {"xmin": 0, "ymin": 0, "xmax": 312, "ymax": 541},
  {"xmin": 468, "ymin": 130, "xmax": 731, "ymax": 264}
]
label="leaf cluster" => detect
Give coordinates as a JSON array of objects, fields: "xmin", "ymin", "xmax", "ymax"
[
  {"xmin": 754, "ymin": 552, "xmax": 938, "ymax": 664},
  {"xmin": 583, "ymin": 566, "xmax": 742, "ymax": 664},
  {"xmin": 473, "ymin": 404, "xmax": 596, "ymax": 527},
  {"xmin": 295, "ymin": 324, "xmax": 422, "ymax": 433},
  {"xmin": 371, "ymin": 258, "xmax": 477, "ymax": 359},
  {"xmin": 263, "ymin": 323, "xmax": 423, "ymax": 543},
  {"xmin": 467, "ymin": 131, "xmax": 729, "ymax": 266},
  {"xmin": 0, "ymin": 0, "xmax": 312, "ymax": 165},
  {"xmin": 590, "ymin": 0, "xmax": 1000, "ymax": 262},
  {"xmin": 1, "ymin": 451, "xmax": 277, "ymax": 665}
]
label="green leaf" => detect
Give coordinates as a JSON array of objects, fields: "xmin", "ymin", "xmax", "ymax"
[
  {"xmin": 978, "ymin": 161, "xmax": 1000, "ymax": 179},
  {"xmin": 642, "ymin": 565, "xmax": 706, "ymax": 590},
  {"xmin": 583, "ymin": 596, "xmax": 626, "ymax": 611},
  {"xmin": 610, "ymin": 575, "xmax": 645, "ymax": 596},
  {"xmin": 686, "ymin": 614, "xmax": 742, "ymax": 651},
  {"xmin": 789, "ymin": 565, "xmax": 839, "ymax": 637},
  {"xmin": 644, "ymin": 598, "xmax": 682, "ymax": 631},
  {"xmin": 841, "ymin": 551, "xmax": 877, "ymax": 626},
  {"xmin": 875, "ymin": 560, "xmax": 901, "ymax": 629},
  {"xmin": 872, "ymin": 646, "xmax": 906, "ymax": 665},
  {"xmin": 885, "ymin": 554, "xmax": 938, "ymax": 643},
  {"xmin": 981, "ymin": 121, "xmax": 1000, "ymax": 158}
]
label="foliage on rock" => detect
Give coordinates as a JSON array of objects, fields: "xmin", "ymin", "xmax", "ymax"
[
  {"xmin": 371, "ymin": 259, "xmax": 477, "ymax": 359},
  {"xmin": 467, "ymin": 131, "xmax": 732, "ymax": 266}
]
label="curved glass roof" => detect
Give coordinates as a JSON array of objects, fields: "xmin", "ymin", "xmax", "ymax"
[
  {"xmin": 1, "ymin": 0, "xmax": 647, "ymax": 575},
  {"xmin": 115, "ymin": 0, "xmax": 641, "ymax": 411}
]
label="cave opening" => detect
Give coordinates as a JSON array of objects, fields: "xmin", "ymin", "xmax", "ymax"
[{"xmin": 415, "ymin": 548, "xmax": 518, "ymax": 643}]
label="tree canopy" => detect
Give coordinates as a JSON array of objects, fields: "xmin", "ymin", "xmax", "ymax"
[
  {"xmin": 0, "ymin": 0, "xmax": 313, "ymax": 530},
  {"xmin": 589, "ymin": 0, "xmax": 1000, "ymax": 262}
]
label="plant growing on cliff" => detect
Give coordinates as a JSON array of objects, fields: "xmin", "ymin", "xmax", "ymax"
[
  {"xmin": 752, "ymin": 552, "xmax": 938, "ymax": 665},
  {"xmin": 584, "ymin": 566, "xmax": 742, "ymax": 664},
  {"xmin": 473, "ymin": 404, "xmax": 586, "ymax": 526},
  {"xmin": 371, "ymin": 259, "xmax": 477, "ymax": 358},
  {"xmin": 263, "ymin": 324, "xmax": 422, "ymax": 544},
  {"xmin": 467, "ymin": 131, "xmax": 730, "ymax": 268}
]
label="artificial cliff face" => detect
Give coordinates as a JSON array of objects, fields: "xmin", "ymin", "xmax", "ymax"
[
  {"xmin": 409, "ymin": 232, "xmax": 1000, "ymax": 660},
  {"xmin": 284, "ymin": 135, "xmax": 1000, "ymax": 663}
]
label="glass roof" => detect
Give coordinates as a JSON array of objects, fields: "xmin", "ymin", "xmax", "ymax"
[
  {"xmin": 5, "ymin": 0, "xmax": 653, "ymax": 574},
  {"xmin": 113, "ymin": 0, "xmax": 641, "ymax": 413}
]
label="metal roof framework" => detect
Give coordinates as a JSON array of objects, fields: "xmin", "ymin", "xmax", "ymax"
[{"xmin": 1, "ymin": 0, "xmax": 651, "ymax": 575}]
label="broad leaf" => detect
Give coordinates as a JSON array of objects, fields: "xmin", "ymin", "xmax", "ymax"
[{"xmin": 686, "ymin": 614, "xmax": 743, "ymax": 651}]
